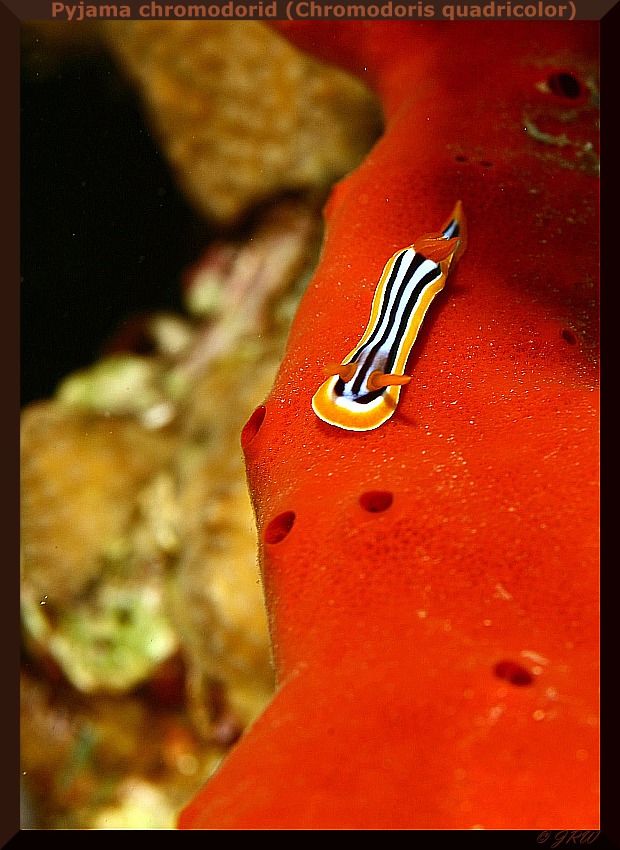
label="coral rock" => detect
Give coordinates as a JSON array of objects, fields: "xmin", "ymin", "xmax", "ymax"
[{"xmin": 103, "ymin": 21, "xmax": 382, "ymax": 225}]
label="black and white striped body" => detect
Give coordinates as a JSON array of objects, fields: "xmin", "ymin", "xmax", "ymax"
[{"xmin": 312, "ymin": 201, "xmax": 466, "ymax": 431}]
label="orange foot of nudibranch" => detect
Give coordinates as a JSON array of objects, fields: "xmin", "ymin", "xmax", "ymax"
[
  {"xmin": 323, "ymin": 362, "xmax": 357, "ymax": 382},
  {"xmin": 324, "ymin": 362, "xmax": 412, "ymax": 390},
  {"xmin": 366, "ymin": 371, "xmax": 412, "ymax": 391}
]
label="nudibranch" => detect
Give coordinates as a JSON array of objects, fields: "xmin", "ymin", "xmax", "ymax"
[{"xmin": 312, "ymin": 200, "xmax": 466, "ymax": 430}]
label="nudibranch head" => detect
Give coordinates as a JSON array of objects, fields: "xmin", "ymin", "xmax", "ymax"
[{"xmin": 312, "ymin": 201, "xmax": 466, "ymax": 432}]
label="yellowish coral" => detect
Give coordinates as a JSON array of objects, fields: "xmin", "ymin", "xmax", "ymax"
[
  {"xmin": 20, "ymin": 131, "xmax": 325, "ymax": 823},
  {"xmin": 102, "ymin": 21, "xmax": 381, "ymax": 224},
  {"xmin": 22, "ymin": 583, "xmax": 178, "ymax": 693},
  {"xmin": 172, "ymin": 346, "xmax": 285, "ymax": 728},
  {"xmin": 20, "ymin": 404, "xmax": 180, "ymax": 607}
]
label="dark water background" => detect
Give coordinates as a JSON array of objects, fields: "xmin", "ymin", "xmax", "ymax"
[{"xmin": 21, "ymin": 45, "xmax": 208, "ymax": 406}]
